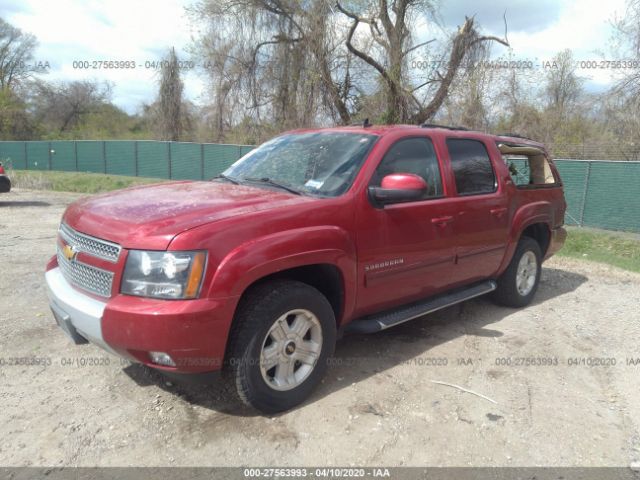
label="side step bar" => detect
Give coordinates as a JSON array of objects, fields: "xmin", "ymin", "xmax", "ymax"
[{"xmin": 345, "ymin": 280, "xmax": 497, "ymax": 334}]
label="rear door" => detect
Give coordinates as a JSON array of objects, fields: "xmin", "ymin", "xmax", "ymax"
[
  {"xmin": 354, "ymin": 135, "xmax": 457, "ymax": 316},
  {"xmin": 442, "ymin": 137, "xmax": 510, "ymax": 285}
]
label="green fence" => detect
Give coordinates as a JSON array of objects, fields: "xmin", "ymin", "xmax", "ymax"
[
  {"xmin": 0, "ymin": 141, "xmax": 639, "ymax": 233},
  {"xmin": 0, "ymin": 140, "xmax": 255, "ymax": 181},
  {"xmin": 554, "ymin": 159, "xmax": 640, "ymax": 232}
]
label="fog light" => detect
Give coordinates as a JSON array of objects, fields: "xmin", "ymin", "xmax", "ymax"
[{"xmin": 149, "ymin": 351, "xmax": 176, "ymax": 367}]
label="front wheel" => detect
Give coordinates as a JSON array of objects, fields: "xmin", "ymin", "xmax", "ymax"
[
  {"xmin": 492, "ymin": 237, "xmax": 542, "ymax": 308},
  {"xmin": 225, "ymin": 280, "xmax": 336, "ymax": 413}
]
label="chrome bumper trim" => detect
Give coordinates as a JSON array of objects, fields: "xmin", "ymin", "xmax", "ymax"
[{"xmin": 45, "ymin": 267, "xmax": 117, "ymax": 356}]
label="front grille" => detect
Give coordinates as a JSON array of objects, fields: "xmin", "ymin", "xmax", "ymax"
[
  {"xmin": 57, "ymin": 246, "xmax": 114, "ymax": 297},
  {"xmin": 59, "ymin": 223, "xmax": 121, "ymax": 263}
]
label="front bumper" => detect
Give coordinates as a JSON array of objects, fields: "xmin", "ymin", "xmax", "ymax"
[
  {"xmin": 46, "ymin": 264, "xmax": 238, "ymax": 373},
  {"xmin": 46, "ymin": 267, "xmax": 115, "ymax": 352}
]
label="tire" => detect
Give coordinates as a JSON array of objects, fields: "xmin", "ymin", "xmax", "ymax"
[
  {"xmin": 492, "ymin": 236, "xmax": 542, "ymax": 308},
  {"xmin": 224, "ymin": 280, "xmax": 336, "ymax": 413},
  {"xmin": 0, "ymin": 176, "xmax": 10, "ymax": 193}
]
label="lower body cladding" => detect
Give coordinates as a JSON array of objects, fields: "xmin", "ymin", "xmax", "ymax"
[{"xmin": 45, "ymin": 265, "xmax": 237, "ymax": 374}]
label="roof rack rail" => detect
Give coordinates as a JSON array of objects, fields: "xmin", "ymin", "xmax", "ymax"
[
  {"xmin": 351, "ymin": 118, "xmax": 372, "ymax": 128},
  {"xmin": 497, "ymin": 132, "xmax": 534, "ymax": 141},
  {"xmin": 420, "ymin": 123, "xmax": 470, "ymax": 131}
]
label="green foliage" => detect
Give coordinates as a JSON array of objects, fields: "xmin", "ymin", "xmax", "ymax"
[
  {"xmin": 40, "ymin": 103, "xmax": 151, "ymax": 140},
  {"xmin": 0, "ymin": 87, "xmax": 36, "ymax": 140}
]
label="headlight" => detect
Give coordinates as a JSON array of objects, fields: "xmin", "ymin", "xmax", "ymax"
[{"xmin": 122, "ymin": 250, "xmax": 207, "ymax": 299}]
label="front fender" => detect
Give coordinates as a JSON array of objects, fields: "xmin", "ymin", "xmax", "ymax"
[{"xmin": 207, "ymin": 226, "xmax": 357, "ymax": 320}]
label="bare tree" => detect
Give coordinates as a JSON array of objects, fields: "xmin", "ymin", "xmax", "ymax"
[
  {"xmin": 492, "ymin": 64, "xmax": 543, "ymax": 137},
  {"xmin": 32, "ymin": 80, "xmax": 112, "ymax": 134},
  {"xmin": 611, "ymin": 0, "xmax": 640, "ymax": 96},
  {"xmin": 158, "ymin": 47, "xmax": 185, "ymax": 141},
  {"xmin": 544, "ymin": 49, "xmax": 583, "ymax": 115},
  {"xmin": 615, "ymin": 0, "xmax": 640, "ymax": 57},
  {"xmin": 190, "ymin": 0, "xmax": 361, "ymax": 139},
  {"xmin": 439, "ymin": 45, "xmax": 500, "ymax": 130},
  {"xmin": 190, "ymin": 0, "xmax": 509, "ymax": 134},
  {"xmin": 335, "ymin": 1, "xmax": 509, "ymax": 123},
  {"xmin": 0, "ymin": 18, "xmax": 42, "ymax": 89}
]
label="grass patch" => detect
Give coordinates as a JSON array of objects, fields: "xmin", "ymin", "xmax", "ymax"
[
  {"xmin": 8, "ymin": 169, "xmax": 166, "ymax": 194},
  {"xmin": 558, "ymin": 227, "xmax": 640, "ymax": 273}
]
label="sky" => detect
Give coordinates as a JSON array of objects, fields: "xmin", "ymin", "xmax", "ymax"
[{"xmin": 0, "ymin": 0, "xmax": 630, "ymax": 114}]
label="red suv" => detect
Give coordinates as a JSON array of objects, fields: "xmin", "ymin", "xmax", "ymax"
[{"xmin": 46, "ymin": 124, "xmax": 566, "ymax": 412}]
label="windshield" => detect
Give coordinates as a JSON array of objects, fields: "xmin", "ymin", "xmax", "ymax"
[{"xmin": 221, "ymin": 132, "xmax": 378, "ymax": 197}]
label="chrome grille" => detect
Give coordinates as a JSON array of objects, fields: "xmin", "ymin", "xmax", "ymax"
[
  {"xmin": 57, "ymin": 246, "xmax": 114, "ymax": 298},
  {"xmin": 59, "ymin": 223, "xmax": 121, "ymax": 263}
]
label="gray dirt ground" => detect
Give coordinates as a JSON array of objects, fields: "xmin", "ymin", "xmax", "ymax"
[{"xmin": 1, "ymin": 188, "xmax": 640, "ymax": 467}]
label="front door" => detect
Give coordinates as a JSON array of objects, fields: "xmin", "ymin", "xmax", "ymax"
[{"xmin": 354, "ymin": 136, "xmax": 457, "ymax": 317}]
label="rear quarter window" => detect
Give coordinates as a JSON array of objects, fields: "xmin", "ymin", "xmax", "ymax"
[{"xmin": 503, "ymin": 154, "xmax": 557, "ymax": 187}]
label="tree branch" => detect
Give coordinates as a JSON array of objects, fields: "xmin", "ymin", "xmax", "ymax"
[
  {"xmin": 413, "ymin": 16, "xmax": 509, "ymax": 123},
  {"xmin": 404, "ymin": 38, "xmax": 435, "ymax": 55},
  {"xmin": 335, "ymin": 1, "xmax": 395, "ymax": 88}
]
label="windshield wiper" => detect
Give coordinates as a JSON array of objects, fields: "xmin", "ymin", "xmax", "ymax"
[
  {"xmin": 211, "ymin": 173, "xmax": 240, "ymax": 184},
  {"xmin": 243, "ymin": 177, "xmax": 303, "ymax": 196}
]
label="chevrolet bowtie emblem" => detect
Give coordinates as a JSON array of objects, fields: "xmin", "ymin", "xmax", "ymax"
[{"xmin": 62, "ymin": 244, "xmax": 78, "ymax": 262}]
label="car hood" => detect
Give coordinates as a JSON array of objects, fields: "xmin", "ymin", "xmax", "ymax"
[{"xmin": 63, "ymin": 180, "xmax": 314, "ymax": 250}]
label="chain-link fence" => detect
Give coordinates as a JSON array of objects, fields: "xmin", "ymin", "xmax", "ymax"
[{"xmin": 1, "ymin": 141, "xmax": 639, "ymax": 233}]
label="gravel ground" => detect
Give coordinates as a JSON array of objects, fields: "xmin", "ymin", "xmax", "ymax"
[{"xmin": 1, "ymin": 188, "xmax": 640, "ymax": 467}]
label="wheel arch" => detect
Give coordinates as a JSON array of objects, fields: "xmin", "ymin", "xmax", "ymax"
[
  {"xmin": 520, "ymin": 222, "xmax": 551, "ymax": 256},
  {"xmin": 209, "ymin": 225, "xmax": 357, "ymax": 322},
  {"xmin": 497, "ymin": 202, "xmax": 554, "ymax": 275},
  {"xmin": 237, "ymin": 263, "xmax": 346, "ymax": 324}
]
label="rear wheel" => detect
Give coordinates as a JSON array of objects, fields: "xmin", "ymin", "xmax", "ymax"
[
  {"xmin": 492, "ymin": 236, "xmax": 542, "ymax": 308},
  {"xmin": 225, "ymin": 280, "xmax": 336, "ymax": 413}
]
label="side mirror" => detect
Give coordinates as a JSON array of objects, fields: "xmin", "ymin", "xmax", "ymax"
[{"xmin": 368, "ymin": 173, "xmax": 428, "ymax": 207}]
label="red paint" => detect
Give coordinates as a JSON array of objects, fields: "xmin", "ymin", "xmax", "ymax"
[
  {"xmin": 101, "ymin": 294, "xmax": 238, "ymax": 372},
  {"xmin": 51, "ymin": 125, "xmax": 567, "ymax": 373},
  {"xmin": 380, "ymin": 173, "xmax": 427, "ymax": 191}
]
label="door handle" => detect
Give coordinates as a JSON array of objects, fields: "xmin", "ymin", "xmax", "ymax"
[
  {"xmin": 490, "ymin": 208, "xmax": 507, "ymax": 218},
  {"xmin": 431, "ymin": 215, "xmax": 454, "ymax": 227}
]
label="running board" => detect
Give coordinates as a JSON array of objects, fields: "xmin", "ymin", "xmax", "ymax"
[{"xmin": 345, "ymin": 280, "xmax": 497, "ymax": 334}]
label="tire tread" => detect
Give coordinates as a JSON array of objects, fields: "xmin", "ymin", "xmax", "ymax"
[
  {"xmin": 492, "ymin": 236, "xmax": 542, "ymax": 308},
  {"xmin": 224, "ymin": 280, "xmax": 335, "ymax": 413}
]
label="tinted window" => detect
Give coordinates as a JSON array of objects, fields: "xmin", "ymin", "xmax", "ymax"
[
  {"xmin": 447, "ymin": 139, "xmax": 496, "ymax": 195},
  {"xmin": 372, "ymin": 137, "xmax": 443, "ymax": 199}
]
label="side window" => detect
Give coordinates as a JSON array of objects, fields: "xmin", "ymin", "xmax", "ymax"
[
  {"xmin": 503, "ymin": 154, "xmax": 556, "ymax": 187},
  {"xmin": 503, "ymin": 155, "xmax": 531, "ymax": 186},
  {"xmin": 372, "ymin": 137, "xmax": 443, "ymax": 199},
  {"xmin": 446, "ymin": 139, "xmax": 496, "ymax": 195}
]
